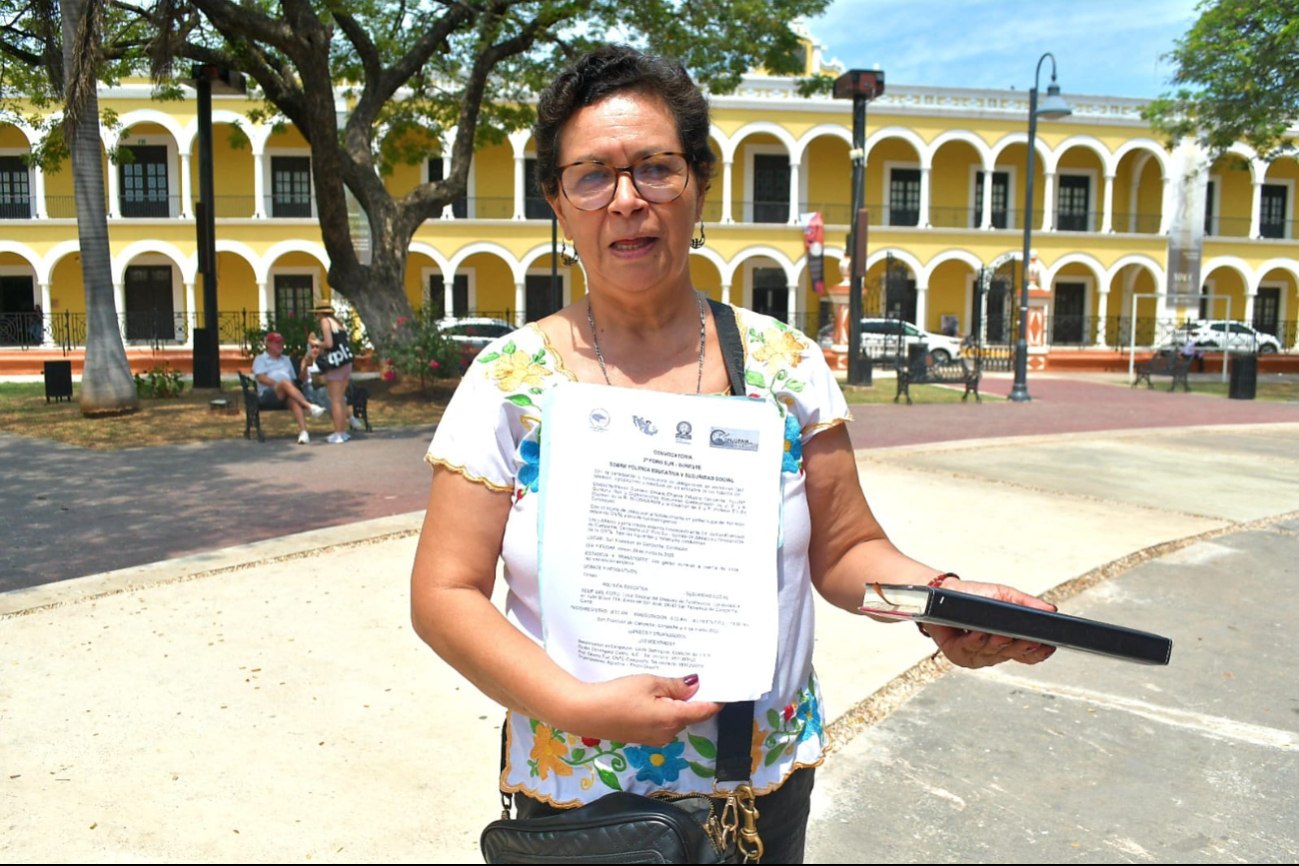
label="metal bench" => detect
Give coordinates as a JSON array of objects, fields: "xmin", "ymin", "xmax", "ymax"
[
  {"xmin": 894, "ymin": 353, "xmax": 981, "ymax": 405},
  {"xmin": 1132, "ymin": 350, "xmax": 1191, "ymax": 392},
  {"xmin": 237, "ymin": 369, "xmax": 371, "ymax": 442}
]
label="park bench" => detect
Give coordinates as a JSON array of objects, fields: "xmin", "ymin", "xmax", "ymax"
[
  {"xmin": 238, "ymin": 367, "xmax": 371, "ymax": 443},
  {"xmin": 894, "ymin": 352, "xmax": 982, "ymax": 405},
  {"xmin": 1132, "ymin": 349, "xmax": 1191, "ymax": 392}
]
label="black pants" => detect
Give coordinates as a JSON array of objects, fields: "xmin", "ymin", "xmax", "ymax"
[{"xmin": 512, "ymin": 767, "xmax": 816, "ymax": 864}]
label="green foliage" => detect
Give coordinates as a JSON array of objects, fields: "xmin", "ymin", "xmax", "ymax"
[
  {"xmin": 373, "ymin": 308, "xmax": 460, "ymax": 388},
  {"xmin": 1144, "ymin": 0, "xmax": 1299, "ymax": 157},
  {"xmin": 244, "ymin": 312, "xmax": 316, "ymax": 359},
  {"xmin": 133, "ymin": 364, "xmax": 186, "ymax": 398}
]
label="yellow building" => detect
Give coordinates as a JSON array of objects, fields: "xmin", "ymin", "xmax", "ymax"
[{"xmin": 2, "ymin": 38, "xmax": 1296, "ymax": 364}]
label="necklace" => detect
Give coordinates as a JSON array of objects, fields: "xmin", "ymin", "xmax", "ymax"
[{"xmin": 587, "ymin": 291, "xmax": 707, "ymax": 393}]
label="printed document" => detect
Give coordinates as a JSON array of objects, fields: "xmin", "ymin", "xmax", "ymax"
[{"xmin": 537, "ymin": 382, "xmax": 783, "ymax": 702}]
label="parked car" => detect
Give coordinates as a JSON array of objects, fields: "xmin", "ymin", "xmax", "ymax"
[
  {"xmin": 817, "ymin": 318, "xmax": 965, "ymax": 363},
  {"xmin": 1170, "ymin": 320, "xmax": 1280, "ymax": 354},
  {"xmin": 436, "ymin": 317, "xmax": 515, "ymax": 369}
]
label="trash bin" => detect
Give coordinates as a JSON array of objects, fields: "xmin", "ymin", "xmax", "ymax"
[
  {"xmin": 907, "ymin": 342, "xmax": 929, "ymax": 379},
  {"xmin": 43, "ymin": 360, "xmax": 73, "ymax": 403},
  {"xmin": 1228, "ymin": 354, "xmax": 1258, "ymax": 400}
]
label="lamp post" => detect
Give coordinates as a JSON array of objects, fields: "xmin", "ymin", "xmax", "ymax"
[
  {"xmin": 1009, "ymin": 54, "xmax": 1070, "ymax": 402},
  {"xmin": 834, "ymin": 69, "xmax": 885, "ymax": 386}
]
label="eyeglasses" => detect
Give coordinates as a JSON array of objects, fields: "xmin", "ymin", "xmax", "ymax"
[{"xmin": 557, "ymin": 151, "xmax": 691, "ymax": 211}]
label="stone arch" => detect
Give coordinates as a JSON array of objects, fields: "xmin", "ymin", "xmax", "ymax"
[
  {"xmin": 921, "ymin": 249, "xmax": 985, "ymax": 284},
  {"xmin": 988, "ymin": 132, "xmax": 1053, "ymax": 170},
  {"xmin": 1201, "ymin": 255, "xmax": 1254, "ymax": 291},
  {"xmin": 0, "ymin": 118, "xmax": 40, "ymax": 148},
  {"xmin": 447, "ymin": 241, "xmax": 522, "ymax": 283},
  {"xmin": 408, "ymin": 242, "xmax": 451, "ymax": 279},
  {"xmin": 1043, "ymin": 252, "xmax": 1106, "ymax": 289},
  {"xmin": 1104, "ymin": 254, "xmax": 1165, "ymax": 289},
  {"xmin": 724, "ymin": 122, "xmax": 797, "ymax": 163},
  {"xmin": 864, "ymin": 248, "xmax": 924, "ymax": 280},
  {"xmin": 1051, "ymin": 135, "xmax": 1110, "ymax": 175},
  {"xmin": 1252, "ymin": 257, "xmax": 1299, "ymax": 294},
  {"xmin": 1109, "ymin": 139, "xmax": 1170, "ymax": 178},
  {"xmin": 864, "ymin": 126, "xmax": 926, "ymax": 165},
  {"xmin": 256, "ymin": 240, "xmax": 330, "ymax": 284},
  {"xmin": 112, "ymin": 109, "xmax": 186, "ymax": 148},
  {"xmin": 177, "ymin": 109, "xmax": 250, "ymax": 154},
  {"xmin": 723, "ymin": 245, "xmax": 798, "ymax": 286},
  {"xmin": 41, "ymin": 241, "xmax": 82, "ymax": 285},
  {"xmin": 792, "ymin": 124, "xmax": 852, "ymax": 165},
  {"xmin": 689, "ymin": 245, "xmax": 729, "ymax": 281},
  {"xmin": 114, "ymin": 240, "xmax": 195, "ymax": 284},
  {"xmin": 207, "ymin": 240, "xmax": 261, "ymax": 280},
  {"xmin": 0, "ymin": 242, "xmax": 44, "ymax": 281},
  {"xmin": 927, "ymin": 130, "xmax": 993, "ymax": 171}
]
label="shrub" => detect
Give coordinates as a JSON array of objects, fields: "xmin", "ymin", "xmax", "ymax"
[
  {"xmin": 134, "ymin": 364, "xmax": 186, "ymax": 399},
  {"xmin": 373, "ymin": 308, "xmax": 459, "ymax": 390}
]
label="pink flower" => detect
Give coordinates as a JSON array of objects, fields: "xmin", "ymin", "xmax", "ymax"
[
  {"xmin": 396, "ymin": 316, "xmax": 408, "ymax": 326},
  {"xmin": 428, "ymin": 360, "xmax": 440, "ymax": 369},
  {"xmin": 382, "ymin": 370, "xmax": 396, "ymax": 381}
]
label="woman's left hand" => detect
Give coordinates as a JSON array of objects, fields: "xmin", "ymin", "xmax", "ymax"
[{"xmin": 923, "ymin": 579, "xmax": 1057, "ymax": 668}]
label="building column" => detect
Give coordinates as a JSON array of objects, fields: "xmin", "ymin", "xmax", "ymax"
[
  {"xmin": 1040, "ymin": 171, "xmax": 1055, "ymax": 231},
  {"xmin": 786, "ymin": 282, "xmax": 799, "ymax": 326},
  {"xmin": 444, "ymin": 272, "xmax": 456, "ymax": 315},
  {"xmin": 253, "ymin": 148, "xmax": 268, "ymax": 218},
  {"xmin": 1250, "ymin": 180, "xmax": 1263, "ymax": 238},
  {"xmin": 513, "ymin": 155, "xmax": 525, "ymax": 220},
  {"xmin": 722, "ymin": 160, "xmax": 735, "ymax": 225},
  {"xmin": 514, "ymin": 280, "xmax": 526, "ymax": 325},
  {"xmin": 258, "ymin": 280, "xmax": 271, "ymax": 327},
  {"xmin": 1244, "ymin": 288, "xmax": 1257, "ymax": 324},
  {"xmin": 180, "ymin": 153, "xmax": 194, "ymax": 219},
  {"xmin": 183, "ymin": 281, "xmax": 197, "ymax": 348},
  {"xmin": 33, "ymin": 166, "xmax": 48, "ymax": 218},
  {"xmin": 915, "ymin": 284, "xmax": 929, "ymax": 330},
  {"xmin": 918, "ymin": 166, "xmax": 932, "ymax": 228},
  {"xmin": 980, "ymin": 169, "xmax": 994, "ymax": 229},
  {"xmin": 106, "ymin": 142, "xmax": 121, "ymax": 218},
  {"xmin": 1157, "ymin": 176, "xmax": 1173, "ymax": 234},
  {"xmin": 1095, "ymin": 287, "xmax": 1110, "ymax": 347},
  {"xmin": 440, "ymin": 155, "xmax": 455, "ymax": 219},
  {"xmin": 787, "ymin": 161, "xmax": 801, "ymax": 225},
  {"xmin": 721, "ymin": 281, "xmax": 732, "ymax": 305},
  {"xmin": 39, "ymin": 281, "xmax": 53, "ymax": 346},
  {"xmin": 1101, "ymin": 173, "xmax": 1115, "ymax": 233},
  {"xmin": 113, "ymin": 282, "xmax": 126, "ymax": 337}
]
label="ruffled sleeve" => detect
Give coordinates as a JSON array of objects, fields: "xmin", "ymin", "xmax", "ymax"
[{"xmin": 789, "ymin": 335, "xmax": 851, "ymax": 444}]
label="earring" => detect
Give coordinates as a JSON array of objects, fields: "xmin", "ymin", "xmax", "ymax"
[
  {"xmin": 561, "ymin": 239, "xmax": 579, "ymax": 266},
  {"xmin": 690, "ymin": 220, "xmax": 707, "ymax": 250}
]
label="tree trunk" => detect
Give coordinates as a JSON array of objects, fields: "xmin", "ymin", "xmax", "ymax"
[{"xmin": 61, "ymin": 0, "xmax": 138, "ymax": 416}]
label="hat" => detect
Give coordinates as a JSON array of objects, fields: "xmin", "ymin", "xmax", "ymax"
[
  {"xmin": 312, "ymin": 301, "xmax": 336, "ymax": 316},
  {"xmin": 265, "ymin": 331, "xmax": 285, "ymax": 344}
]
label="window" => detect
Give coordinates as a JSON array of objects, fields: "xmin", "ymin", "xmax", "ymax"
[
  {"xmin": 1260, "ymin": 184, "xmax": 1287, "ymax": 239},
  {"xmin": 525, "ymin": 273, "xmax": 561, "ymax": 321},
  {"xmin": 752, "ymin": 154, "xmax": 790, "ymax": 224},
  {"xmin": 427, "ymin": 159, "xmax": 468, "ymax": 218},
  {"xmin": 523, "ymin": 158, "xmax": 552, "ymax": 219},
  {"xmin": 0, "ymin": 156, "xmax": 31, "ymax": 218},
  {"xmin": 1204, "ymin": 180, "xmax": 1216, "ymax": 235},
  {"xmin": 751, "ymin": 267, "xmax": 787, "ymax": 319},
  {"xmin": 888, "ymin": 169, "xmax": 920, "ymax": 227},
  {"xmin": 0, "ymin": 274, "xmax": 35, "ymax": 345},
  {"xmin": 120, "ymin": 145, "xmax": 170, "ymax": 218},
  {"xmin": 124, "ymin": 265, "xmax": 175, "ymax": 341},
  {"xmin": 973, "ymin": 171, "xmax": 1009, "ymax": 228},
  {"xmin": 274, "ymin": 273, "xmax": 314, "ymax": 320},
  {"xmin": 1254, "ymin": 288, "xmax": 1280, "ymax": 336},
  {"xmin": 271, "ymin": 156, "xmax": 312, "ymax": 217},
  {"xmin": 1052, "ymin": 282, "xmax": 1087, "ymax": 344},
  {"xmin": 1057, "ymin": 175, "xmax": 1090, "ymax": 231},
  {"xmin": 428, "ymin": 274, "xmax": 470, "ymax": 319}
]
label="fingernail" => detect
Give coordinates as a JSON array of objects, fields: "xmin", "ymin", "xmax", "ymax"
[{"xmin": 683, "ymin": 674, "xmax": 699, "ymax": 687}]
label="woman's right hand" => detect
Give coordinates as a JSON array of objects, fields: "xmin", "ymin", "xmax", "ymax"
[{"xmin": 560, "ymin": 674, "xmax": 724, "ymax": 747}]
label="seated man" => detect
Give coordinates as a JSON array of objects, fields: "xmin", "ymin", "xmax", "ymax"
[
  {"xmin": 1180, "ymin": 339, "xmax": 1206, "ymax": 372},
  {"xmin": 300, "ymin": 341, "xmax": 365, "ymax": 433},
  {"xmin": 252, "ymin": 331, "xmax": 325, "ymax": 444}
]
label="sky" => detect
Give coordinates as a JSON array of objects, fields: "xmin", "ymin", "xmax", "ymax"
[{"xmin": 806, "ymin": 0, "xmax": 1202, "ymax": 99}]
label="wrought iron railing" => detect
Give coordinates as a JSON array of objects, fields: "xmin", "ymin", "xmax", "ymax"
[
  {"xmin": 1111, "ymin": 212, "xmax": 1162, "ymax": 234},
  {"xmin": 1209, "ymin": 216, "xmax": 1251, "ymax": 238},
  {"xmin": 0, "ymin": 196, "xmax": 34, "ymax": 218}
]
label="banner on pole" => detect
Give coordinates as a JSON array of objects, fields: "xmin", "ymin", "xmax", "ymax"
[{"xmin": 801, "ymin": 212, "xmax": 825, "ymax": 295}]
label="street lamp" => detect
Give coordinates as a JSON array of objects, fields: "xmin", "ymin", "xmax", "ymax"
[
  {"xmin": 1009, "ymin": 54, "xmax": 1070, "ymax": 402},
  {"xmin": 834, "ymin": 68, "xmax": 885, "ymax": 386}
]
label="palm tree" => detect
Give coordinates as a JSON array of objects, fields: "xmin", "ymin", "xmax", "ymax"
[{"xmin": 61, "ymin": 0, "xmax": 137, "ymax": 415}]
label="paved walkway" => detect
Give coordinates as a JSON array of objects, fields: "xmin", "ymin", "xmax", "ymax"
[{"xmin": 3, "ymin": 414, "xmax": 1297, "ymax": 862}]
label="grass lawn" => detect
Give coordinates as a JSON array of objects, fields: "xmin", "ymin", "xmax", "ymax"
[
  {"xmin": 1121, "ymin": 377, "xmax": 1299, "ymax": 402},
  {"xmin": 0, "ymin": 376, "xmax": 458, "ymax": 449},
  {"xmin": 841, "ymin": 382, "xmax": 1000, "ymax": 404}
]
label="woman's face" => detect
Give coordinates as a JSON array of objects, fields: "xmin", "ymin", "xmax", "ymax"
[{"xmin": 548, "ymin": 90, "xmax": 704, "ymax": 299}]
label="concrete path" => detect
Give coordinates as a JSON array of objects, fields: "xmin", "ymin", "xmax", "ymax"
[{"xmin": 4, "ymin": 422, "xmax": 1297, "ymax": 862}]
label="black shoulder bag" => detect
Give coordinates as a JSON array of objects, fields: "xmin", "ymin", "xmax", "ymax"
[{"xmin": 479, "ymin": 300, "xmax": 763, "ymax": 865}]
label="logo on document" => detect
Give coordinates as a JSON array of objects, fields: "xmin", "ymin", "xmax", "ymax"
[
  {"xmin": 709, "ymin": 427, "xmax": 760, "ymax": 452},
  {"xmin": 632, "ymin": 416, "xmax": 658, "ymax": 436},
  {"xmin": 675, "ymin": 421, "xmax": 692, "ymax": 443},
  {"xmin": 589, "ymin": 408, "xmax": 611, "ymax": 431}
]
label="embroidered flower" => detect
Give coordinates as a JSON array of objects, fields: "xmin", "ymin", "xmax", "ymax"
[
  {"xmin": 782, "ymin": 703, "xmax": 797, "ymax": 722},
  {"xmin": 782, "ymin": 413, "xmax": 803, "ymax": 474},
  {"xmin": 518, "ymin": 438, "xmax": 541, "ymax": 494},
  {"xmin": 490, "ymin": 350, "xmax": 552, "ymax": 392},
  {"xmin": 750, "ymin": 720, "xmax": 768, "ymax": 774},
  {"xmin": 581, "ymin": 737, "xmax": 602, "ymax": 748},
  {"xmin": 529, "ymin": 724, "xmax": 573, "ymax": 781},
  {"xmin": 625, "ymin": 741, "xmax": 688, "ymax": 785},
  {"xmin": 752, "ymin": 328, "xmax": 805, "ymax": 369},
  {"xmin": 796, "ymin": 694, "xmax": 823, "ymax": 744}
]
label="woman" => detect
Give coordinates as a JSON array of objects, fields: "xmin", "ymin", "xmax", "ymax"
[
  {"xmin": 411, "ymin": 46, "xmax": 1054, "ymax": 862},
  {"xmin": 313, "ymin": 301, "xmax": 354, "ymax": 444}
]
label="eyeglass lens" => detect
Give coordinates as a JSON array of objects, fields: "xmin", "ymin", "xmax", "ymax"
[{"xmin": 561, "ymin": 153, "xmax": 689, "ymax": 210}]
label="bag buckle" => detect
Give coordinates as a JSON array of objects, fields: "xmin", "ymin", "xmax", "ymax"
[{"xmin": 719, "ymin": 783, "xmax": 763, "ymax": 863}]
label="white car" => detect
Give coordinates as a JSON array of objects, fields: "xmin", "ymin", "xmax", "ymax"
[
  {"xmin": 436, "ymin": 317, "xmax": 515, "ymax": 368},
  {"xmin": 1174, "ymin": 320, "xmax": 1281, "ymax": 354},
  {"xmin": 818, "ymin": 318, "xmax": 965, "ymax": 363}
]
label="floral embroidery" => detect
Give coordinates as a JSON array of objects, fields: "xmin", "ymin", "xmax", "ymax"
[
  {"xmin": 480, "ymin": 340, "xmax": 553, "ymax": 392},
  {"xmin": 528, "ymin": 722, "xmax": 574, "ymax": 781},
  {"xmin": 782, "ymin": 412, "xmax": 803, "ymax": 474},
  {"xmin": 517, "ymin": 436, "xmax": 541, "ymax": 500},
  {"xmin": 796, "ymin": 693, "xmax": 823, "ymax": 743},
  {"xmin": 625, "ymin": 742, "xmax": 690, "ymax": 786},
  {"xmin": 754, "ymin": 673, "xmax": 824, "ymax": 769},
  {"xmin": 752, "ymin": 326, "xmax": 806, "ymax": 369}
]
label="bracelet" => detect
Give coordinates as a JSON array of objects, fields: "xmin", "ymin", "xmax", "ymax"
[{"xmin": 916, "ymin": 572, "xmax": 959, "ymax": 639}]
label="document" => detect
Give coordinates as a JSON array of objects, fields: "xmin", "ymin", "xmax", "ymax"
[{"xmin": 537, "ymin": 382, "xmax": 785, "ymax": 702}]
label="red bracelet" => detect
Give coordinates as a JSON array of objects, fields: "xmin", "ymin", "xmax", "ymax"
[{"xmin": 916, "ymin": 572, "xmax": 959, "ymax": 639}]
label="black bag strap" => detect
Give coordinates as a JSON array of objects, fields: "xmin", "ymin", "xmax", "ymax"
[{"xmin": 708, "ymin": 299, "xmax": 747, "ymax": 398}]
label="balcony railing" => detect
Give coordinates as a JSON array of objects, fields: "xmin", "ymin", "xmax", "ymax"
[
  {"xmin": 1111, "ymin": 212, "xmax": 1162, "ymax": 234},
  {"xmin": 0, "ymin": 196, "xmax": 33, "ymax": 218}
]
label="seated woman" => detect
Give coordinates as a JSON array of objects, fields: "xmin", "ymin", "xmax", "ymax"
[{"xmin": 410, "ymin": 45, "xmax": 1056, "ymax": 863}]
